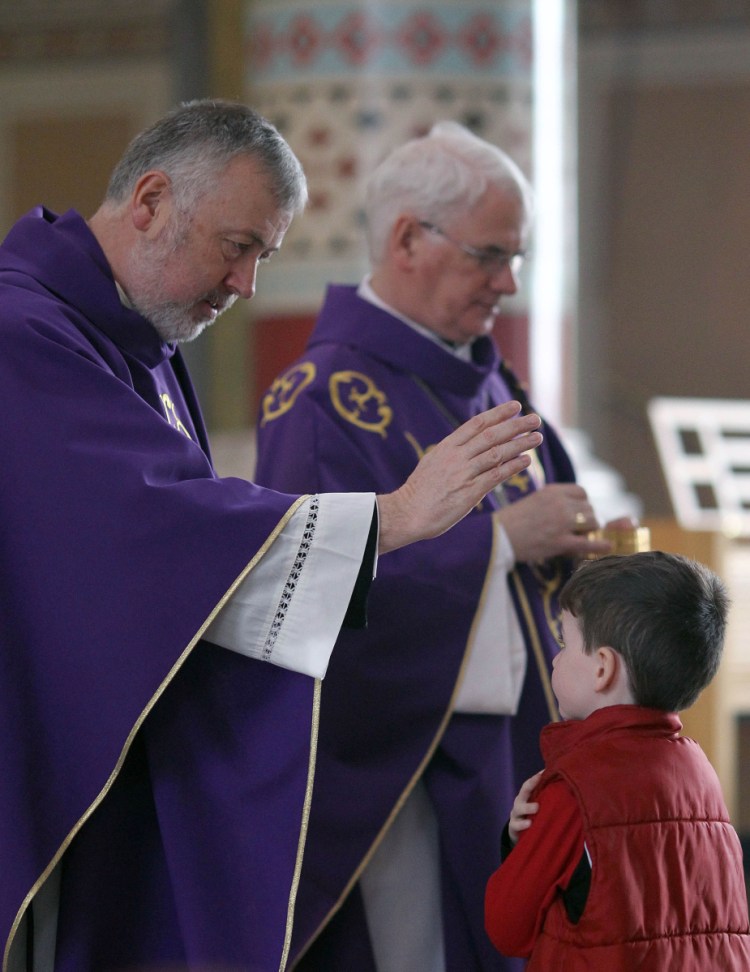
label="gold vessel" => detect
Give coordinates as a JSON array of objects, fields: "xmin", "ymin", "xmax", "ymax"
[{"xmin": 584, "ymin": 526, "xmax": 651, "ymax": 559}]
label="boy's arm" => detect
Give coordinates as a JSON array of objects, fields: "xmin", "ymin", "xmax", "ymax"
[{"xmin": 484, "ymin": 780, "xmax": 585, "ymax": 958}]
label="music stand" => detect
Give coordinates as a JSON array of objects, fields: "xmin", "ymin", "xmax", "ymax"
[{"xmin": 648, "ymin": 397, "xmax": 750, "ymax": 537}]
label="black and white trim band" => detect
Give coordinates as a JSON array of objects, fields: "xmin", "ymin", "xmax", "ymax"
[{"xmin": 262, "ymin": 495, "xmax": 319, "ymax": 662}]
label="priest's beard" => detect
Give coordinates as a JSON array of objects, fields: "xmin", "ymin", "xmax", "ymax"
[{"xmin": 126, "ymin": 215, "xmax": 236, "ymax": 344}]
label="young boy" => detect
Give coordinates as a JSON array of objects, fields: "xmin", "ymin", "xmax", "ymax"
[{"xmin": 485, "ymin": 551, "xmax": 750, "ymax": 970}]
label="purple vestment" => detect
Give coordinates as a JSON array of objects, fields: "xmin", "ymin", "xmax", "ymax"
[
  {"xmin": 254, "ymin": 284, "xmax": 577, "ymax": 971},
  {"xmin": 0, "ymin": 208, "xmax": 320, "ymax": 971}
]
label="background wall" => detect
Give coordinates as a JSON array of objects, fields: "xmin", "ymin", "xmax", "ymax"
[{"xmin": 577, "ymin": 3, "xmax": 750, "ymax": 517}]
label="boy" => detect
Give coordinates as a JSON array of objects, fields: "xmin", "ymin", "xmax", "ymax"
[{"xmin": 485, "ymin": 551, "xmax": 750, "ymax": 970}]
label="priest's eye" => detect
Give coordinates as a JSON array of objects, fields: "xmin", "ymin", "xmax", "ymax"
[
  {"xmin": 221, "ymin": 239, "xmax": 276, "ymax": 263},
  {"xmin": 221, "ymin": 239, "xmax": 251, "ymax": 259}
]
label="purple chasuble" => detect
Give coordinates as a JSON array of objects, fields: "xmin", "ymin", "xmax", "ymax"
[
  {"xmin": 255, "ymin": 284, "xmax": 576, "ymax": 971},
  {"xmin": 0, "ymin": 208, "xmax": 319, "ymax": 971}
]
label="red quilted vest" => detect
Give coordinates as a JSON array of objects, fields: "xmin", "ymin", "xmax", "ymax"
[{"xmin": 529, "ymin": 706, "xmax": 750, "ymax": 971}]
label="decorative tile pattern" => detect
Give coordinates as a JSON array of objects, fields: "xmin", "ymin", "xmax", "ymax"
[
  {"xmin": 245, "ymin": 2, "xmax": 533, "ymax": 311},
  {"xmin": 246, "ymin": 4, "xmax": 531, "ymax": 78}
]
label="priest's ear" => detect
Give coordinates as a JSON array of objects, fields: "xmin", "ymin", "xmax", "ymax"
[
  {"xmin": 390, "ymin": 215, "xmax": 424, "ymax": 269},
  {"xmin": 131, "ymin": 170, "xmax": 173, "ymax": 234}
]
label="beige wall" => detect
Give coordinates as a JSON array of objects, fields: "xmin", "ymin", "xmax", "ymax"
[
  {"xmin": 0, "ymin": 62, "xmax": 171, "ymax": 236},
  {"xmin": 11, "ymin": 113, "xmax": 132, "ymax": 222},
  {"xmin": 578, "ymin": 29, "xmax": 750, "ymax": 517}
]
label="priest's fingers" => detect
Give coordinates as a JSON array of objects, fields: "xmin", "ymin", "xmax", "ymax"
[
  {"xmin": 376, "ymin": 403, "xmax": 543, "ymax": 553},
  {"xmin": 448, "ymin": 401, "xmax": 541, "ymax": 456},
  {"xmin": 462, "ymin": 404, "xmax": 542, "ymax": 474},
  {"xmin": 417, "ymin": 401, "xmax": 542, "ymax": 485}
]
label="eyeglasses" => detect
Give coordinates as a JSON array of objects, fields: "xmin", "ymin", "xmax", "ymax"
[{"xmin": 418, "ymin": 221, "xmax": 526, "ymax": 276}]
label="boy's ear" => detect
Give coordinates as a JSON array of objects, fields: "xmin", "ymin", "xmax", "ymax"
[{"xmin": 593, "ymin": 646, "xmax": 619, "ymax": 692}]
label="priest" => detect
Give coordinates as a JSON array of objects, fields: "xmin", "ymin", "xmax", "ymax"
[
  {"xmin": 255, "ymin": 121, "xmax": 612, "ymax": 971},
  {"xmin": 0, "ymin": 101, "xmax": 542, "ymax": 972}
]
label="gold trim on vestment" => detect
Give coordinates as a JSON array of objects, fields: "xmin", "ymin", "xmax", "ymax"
[
  {"xmin": 294, "ymin": 373, "xmax": 561, "ymax": 965},
  {"xmin": 509, "ymin": 568, "xmax": 560, "ymax": 723},
  {"xmin": 407, "ymin": 372, "xmax": 558, "ymax": 727},
  {"xmin": 279, "ymin": 676, "xmax": 321, "ymax": 972},
  {"xmin": 291, "ymin": 522, "xmax": 500, "ymax": 967},
  {"xmin": 4, "ymin": 495, "xmax": 310, "ymax": 972}
]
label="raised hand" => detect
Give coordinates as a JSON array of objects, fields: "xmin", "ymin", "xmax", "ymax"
[{"xmin": 377, "ymin": 401, "xmax": 542, "ymax": 554}]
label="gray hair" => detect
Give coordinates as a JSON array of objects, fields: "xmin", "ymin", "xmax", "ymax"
[
  {"xmin": 364, "ymin": 120, "xmax": 533, "ymax": 265},
  {"xmin": 104, "ymin": 99, "xmax": 307, "ymax": 215}
]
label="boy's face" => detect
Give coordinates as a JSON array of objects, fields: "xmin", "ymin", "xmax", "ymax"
[{"xmin": 552, "ymin": 610, "xmax": 601, "ymax": 721}]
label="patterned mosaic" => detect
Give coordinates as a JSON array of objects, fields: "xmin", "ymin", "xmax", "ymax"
[
  {"xmin": 244, "ymin": 1, "xmax": 534, "ymax": 311},
  {"xmin": 246, "ymin": 4, "xmax": 532, "ymax": 79}
]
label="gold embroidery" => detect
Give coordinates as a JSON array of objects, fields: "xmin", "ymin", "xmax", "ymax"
[
  {"xmin": 160, "ymin": 392, "xmax": 192, "ymax": 439},
  {"xmin": 403, "ymin": 430, "xmax": 428, "ymax": 461},
  {"xmin": 502, "ymin": 466, "xmax": 536, "ymax": 497},
  {"xmin": 531, "ymin": 559, "xmax": 566, "ymax": 649},
  {"xmin": 509, "ymin": 569, "xmax": 560, "ymax": 723},
  {"xmin": 329, "ymin": 371, "xmax": 392, "ymax": 437},
  {"xmin": 260, "ymin": 362, "xmax": 317, "ymax": 426}
]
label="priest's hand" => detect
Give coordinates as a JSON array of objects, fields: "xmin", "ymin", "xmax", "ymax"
[
  {"xmin": 497, "ymin": 487, "xmax": 641, "ymax": 564},
  {"xmin": 376, "ymin": 401, "xmax": 542, "ymax": 554},
  {"xmin": 496, "ymin": 483, "xmax": 605, "ymax": 563}
]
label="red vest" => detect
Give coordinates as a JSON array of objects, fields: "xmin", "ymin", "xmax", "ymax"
[{"xmin": 529, "ymin": 706, "xmax": 750, "ymax": 971}]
